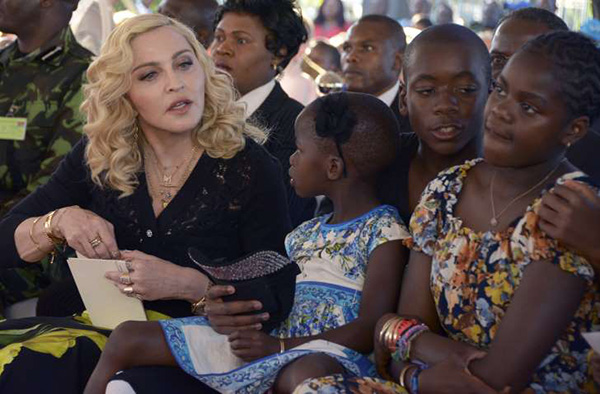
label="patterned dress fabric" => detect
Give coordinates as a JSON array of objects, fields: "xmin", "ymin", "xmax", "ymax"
[
  {"xmin": 160, "ymin": 205, "xmax": 409, "ymax": 393},
  {"xmin": 293, "ymin": 160, "xmax": 600, "ymax": 394}
]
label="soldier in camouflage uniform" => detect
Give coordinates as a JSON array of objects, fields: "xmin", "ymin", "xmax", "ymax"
[{"xmin": 0, "ymin": 0, "xmax": 93, "ymax": 313}]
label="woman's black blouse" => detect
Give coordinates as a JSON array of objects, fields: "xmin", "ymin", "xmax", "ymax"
[{"xmin": 0, "ymin": 137, "xmax": 292, "ymax": 317}]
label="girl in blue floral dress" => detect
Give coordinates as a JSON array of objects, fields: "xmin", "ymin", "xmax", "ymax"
[
  {"xmin": 84, "ymin": 93, "xmax": 410, "ymax": 394},
  {"xmin": 295, "ymin": 31, "xmax": 600, "ymax": 394}
]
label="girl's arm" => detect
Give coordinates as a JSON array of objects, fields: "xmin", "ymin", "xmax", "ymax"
[
  {"xmin": 396, "ymin": 251, "xmax": 480, "ymax": 366},
  {"xmin": 287, "ymin": 240, "xmax": 408, "ymax": 353},
  {"xmin": 392, "ymin": 251, "xmax": 586, "ymax": 393}
]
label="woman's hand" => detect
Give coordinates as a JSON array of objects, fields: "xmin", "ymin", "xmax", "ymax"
[
  {"xmin": 539, "ymin": 180, "xmax": 600, "ymax": 264},
  {"xmin": 53, "ymin": 205, "xmax": 119, "ymax": 259},
  {"xmin": 419, "ymin": 353, "xmax": 507, "ymax": 394},
  {"xmin": 204, "ymin": 285, "xmax": 269, "ymax": 335},
  {"xmin": 228, "ymin": 330, "xmax": 280, "ymax": 362},
  {"xmin": 105, "ymin": 250, "xmax": 204, "ymax": 301}
]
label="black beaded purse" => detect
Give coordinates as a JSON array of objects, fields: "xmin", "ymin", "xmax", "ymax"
[{"xmin": 187, "ymin": 249, "xmax": 300, "ymax": 332}]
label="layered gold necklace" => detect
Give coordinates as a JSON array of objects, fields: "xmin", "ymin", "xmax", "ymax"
[{"xmin": 144, "ymin": 144, "xmax": 198, "ymax": 209}]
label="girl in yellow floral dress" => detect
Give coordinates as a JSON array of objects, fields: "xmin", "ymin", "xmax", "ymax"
[{"xmin": 296, "ymin": 31, "xmax": 600, "ymax": 394}]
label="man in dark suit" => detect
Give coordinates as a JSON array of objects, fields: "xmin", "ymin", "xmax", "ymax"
[{"xmin": 341, "ymin": 14, "xmax": 410, "ymax": 132}]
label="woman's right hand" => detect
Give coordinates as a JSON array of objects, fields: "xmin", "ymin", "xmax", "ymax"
[
  {"xmin": 204, "ymin": 285, "xmax": 270, "ymax": 335},
  {"xmin": 53, "ymin": 205, "xmax": 119, "ymax": 259}
]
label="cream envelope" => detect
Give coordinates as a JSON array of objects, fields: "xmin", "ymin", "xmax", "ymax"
[
  {"xmin": 67, "ymin": 258, "xmax": 147, "ymax": 329},
  {"xmin": 583, "ymin": 332, "xmax": 600, "ymax": 353}
]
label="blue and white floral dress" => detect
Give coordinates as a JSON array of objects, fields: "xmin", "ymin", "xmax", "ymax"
[{"xmin": 159, "ymin": 205, "xmax": 409, "ymax": 393}]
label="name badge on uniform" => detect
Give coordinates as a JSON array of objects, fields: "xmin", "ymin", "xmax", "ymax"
[{"xmin": 0, "ymin": 117, "xmax": 27, "ymax": 141}]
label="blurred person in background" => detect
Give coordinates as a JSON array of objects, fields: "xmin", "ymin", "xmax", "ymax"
[
  {"xmin": 342, "ymin": 15, "xmax": 408, "ymax": 130},
  {"xmin": 70, "ymin": 0, "xmax": 117, "ymax": 55},
  {"xmin": 157, "ymin": 0, "xmax": 218, "ymax": 49},
  {"xmin": 313, "ymin": 0, "xmax": 350, "ymax": 39},
  {"xmin": 434, "ymin": 2, "xmax": 453, "ymax": 25}
]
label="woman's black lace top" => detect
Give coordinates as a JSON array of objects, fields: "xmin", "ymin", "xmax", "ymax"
[{"xmin": 0, "ymin": 137, "xmax": 292, "ymax": 316}]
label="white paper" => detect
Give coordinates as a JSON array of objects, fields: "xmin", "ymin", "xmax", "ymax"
[
  {"xmin": 67, "ymin": 258, "xmax": 147, "ymax": 329},
  {"xmin": 582, "ymin": 332, "xmax": 600, "ymax": 353}
]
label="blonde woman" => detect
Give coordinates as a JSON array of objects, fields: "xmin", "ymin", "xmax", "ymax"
[{"xmin": 0, "ymin": 14, "xmax": 290, "ymax": 394}]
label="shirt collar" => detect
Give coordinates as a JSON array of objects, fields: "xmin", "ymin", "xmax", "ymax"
[
  {"xmin": 237, "ymin": 79, "xmax": 277, "ymax": 119},
  {"xmin": 0, "ymin": 27, "xmax": 75, "ymax": 68},
  {"xmin": 377, "ymin": 80, "xmax": 401, "ymax": 107}
]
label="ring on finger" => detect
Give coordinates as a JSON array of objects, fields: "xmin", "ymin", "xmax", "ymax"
[
  {"xmin": 89, "ymin": 236, "xmax": 102, "ymax": 248},
  {"xmin": 119, "ymin": 273, "xmax": 132, "ymax": 285},
  {"xmin": 123, "ymin": 286, "xmax": 134, "ymax": 296}
]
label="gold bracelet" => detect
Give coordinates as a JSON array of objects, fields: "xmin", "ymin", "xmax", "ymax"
[
  {"xmin": 378, "ymin": 316, "xmax": 398, "ymax": 345},
  {"xmin": 398, "ymin": 364, "xmax": 418, "ymax": 388},
  {"xmin": 191, "ymin": 297, "xmax": 207, "ymax": 315},
  {"xmin": 43, "ymin": 210, "xmax": 65, "ymax": 246},
  {"xmin": 190, "ymin": 280, "xmax": 214, "ymax": 315},
  {"xmin": 279, "ymin": 338, "xmax": 285, "ymax": 353},
  {"xmin": 28, "ymin": 217, "xmax": 47, "ymax": 253}
]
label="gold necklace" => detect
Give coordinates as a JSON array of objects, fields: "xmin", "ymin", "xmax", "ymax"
[
  {"xmin": 147, "ymin": 146, "xmax": 197, "ymax": 187},
  {"xmin": 489, "ymin": 159, "xmax": 565, "ymax": 227},
  {"xmin": 144, "ymin": 147, "xmax": 199, "ymax": 209}
]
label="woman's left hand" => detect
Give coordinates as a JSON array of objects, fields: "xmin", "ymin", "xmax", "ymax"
[
  {"xmin": 228, "ymin": 330, "xmax": 280, "ymax": 362},
  {"xmin": 105, "ymin": 250, "xmax": 195, "ymax": 301}
]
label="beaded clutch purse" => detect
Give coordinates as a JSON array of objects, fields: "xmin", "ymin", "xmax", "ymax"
[{"xmin": 188, "ymin": 249, "xmax": 300, "ymax": 332}]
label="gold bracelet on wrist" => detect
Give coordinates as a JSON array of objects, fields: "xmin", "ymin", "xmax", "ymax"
[
  {"xmin": 398, "ymin": 364, "xmax": 418, "ymax": 388},
  {"xmin": 191, "ymin": 297, "xmax": 207, "ymax": 315},
  {"xmin": 43, "ymin": 210, "xmax": 65, "ymax": 246},
  {"xmin": 28, "ymin": 217, "xmax": 48, "ymax": 254},
  {"xmin": 190, "ymin": 280, "xmax": 214, "ymax": 315},
  {"xmin": 378, "ymin": 316, "xmax": 398, "ymax": 346}
]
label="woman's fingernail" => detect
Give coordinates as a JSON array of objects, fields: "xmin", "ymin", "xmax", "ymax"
[
  {"xmin": 261, "ymin": 313, "xmax": 269, "ymax": 320},
  {"xmin": 254, "ymin": 323, "xmax": 262, "ymax": 330},
  {"xmin": 253, "ymin": 302, "xmax": 262, "ymax": 310}
]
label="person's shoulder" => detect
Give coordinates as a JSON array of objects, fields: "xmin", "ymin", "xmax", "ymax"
[
  {"xmin": 268, "ymin": 83, "xmax": 304, "ymax": 116},
  {"xmin": 235, "ymin": 137, "xmax": 280, "ymax": 170},
  {"xmin": 64, "ymin": 27, "xmax": 94, "ymax": 63}
]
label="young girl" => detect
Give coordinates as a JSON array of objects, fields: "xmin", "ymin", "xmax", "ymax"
[
  {"xmin": 298, "ymin": 31, "xmax": 600, "ymax": 394},
  {"xmin": 84, "ymin": 92, "xmax": 410, "ymax": 394}
]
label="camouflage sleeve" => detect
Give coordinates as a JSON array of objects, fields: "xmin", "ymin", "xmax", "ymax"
[{"xmin": 0, "ymin": 76, "xmax": 86, "ymax": 216}]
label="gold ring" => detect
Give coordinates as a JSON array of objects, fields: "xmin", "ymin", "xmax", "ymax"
[
  {"xmin": 123, "ymin": 286, "xmax": 134, "ymax": 296},
  {"xmin": 89, "ymin": 236, "xmax": 102, "ymax": 248},
  {"xmin": 119, "ymin": 273, "xmax": 132, "ymax": 285}
]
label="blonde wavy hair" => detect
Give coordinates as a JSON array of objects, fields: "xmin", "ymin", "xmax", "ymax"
[{"xmin": 82, "ymin": 13, "xmax": 267, "ymax": 197}]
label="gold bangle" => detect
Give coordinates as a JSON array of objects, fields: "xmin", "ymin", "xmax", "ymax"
[
  {"xmin": 398, "ymin": 364, "xmax": 417, "ymax": 388},
  {"xmin": 28, "ymin": 217, "xmax": 47, "ymax": 253},
  {"xmin": 43, "ymin": 210, "xmax": 65, "ymax": 246},
  {"xmin": 378, "ymin": 316, "xmax": 398, "ymax": 345},
  {"xmin": 279, "ymin": 338, "xmax": 285, "ymax": 353},
  {"xmin": 190, "ymin": 297, "xmax": 207, "ymax": 315}
]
